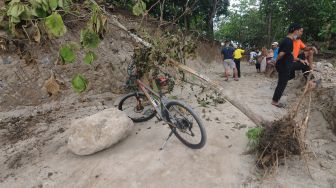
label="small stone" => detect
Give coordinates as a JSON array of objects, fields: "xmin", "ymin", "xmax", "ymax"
[
  {"xmin": 239, "ymin": 124, "xmax": 247, "ymax": 129},
  {"xmin": 228, "ymin": 145, "xmax": 232, "ymax": 148},
  {"xmin": 215, "ymin": 117, "xmax": 219, "ymax": 121},
  {"xmin": 48, "ymin": 172, "xmax": 53, "ymax": 177},
  {"xmin": 326, "ymin": 150, "xmax": 333, "ymax": 155},
  {"xmin": 320, "ymin": 161, "xmax": 332, "ymax": 169},
  {"xmin": 328, "ymin": 155, "xmax": 335, "ymax": 161},
  {"xmin": 2, "ymin": 56, "xmax": 13, "ymax": 64},
  {"xmin": 225, "ymin": 135, "xmax": 229, "ymax": 139},
  {"xmin": 41, "ymin": 57, "xmax": 51, "ymax": 64},
  {"xmin": 58, "ymin": 128, "xmax": 65, "ymax": 133}
]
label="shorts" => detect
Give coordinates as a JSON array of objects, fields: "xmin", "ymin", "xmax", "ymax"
[{"xmin": 223, "ymin": 59, "xmax": 236, "ymax": 69}]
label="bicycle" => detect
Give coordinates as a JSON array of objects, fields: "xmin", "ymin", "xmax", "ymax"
[{"xmin": 118, "ymin": 62, "xmax": 207, "ymax": 149}]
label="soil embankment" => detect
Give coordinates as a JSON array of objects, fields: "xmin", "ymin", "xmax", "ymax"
[{"xmin": 1, "ymin": 10, "xmax": 336, "ymax": 188}]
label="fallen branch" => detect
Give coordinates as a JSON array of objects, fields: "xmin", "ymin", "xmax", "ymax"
[
  {"xmin": 89, "ymin": 0, "xmax": 152, "ymax": 48},
  {"xmin": 166, "ymin": 59, "xmax": 265, "ymax": 126}
]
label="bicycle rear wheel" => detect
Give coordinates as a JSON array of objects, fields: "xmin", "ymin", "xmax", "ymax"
[
  {"xmin": 165, "ymin": 100, "xmax": 206, "ymax": 149},
  {"xmin": 118, "ymin": 92, "xmax": 156, "ymax": 122}
]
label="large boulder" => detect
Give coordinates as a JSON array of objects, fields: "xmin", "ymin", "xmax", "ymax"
[{"xmin": 68, "ymin": 108, "xmax": 134, "ymax": 155}]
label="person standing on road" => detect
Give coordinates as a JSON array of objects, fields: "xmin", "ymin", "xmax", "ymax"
[
  {"xmin": 272, "ymin": 42, "xmax": 279, "ymax": 61},
  {"xmin": 233, "ymin": 45, "xmax": 245, "ymax": 78},
  {"xmin": 221, "ymin": 40, "xmax": 239, "ymax": 81},
  {"xmin": 249, "ymin": 49, "xmax": 257, "ymax": 65},
  {"xmin": 272, "ymin": 23, "xmax": 302, "ymax": 108}
]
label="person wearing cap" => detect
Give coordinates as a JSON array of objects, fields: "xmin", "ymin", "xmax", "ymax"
[
  {"xmin": 271, "ymin": 23, "xmax": 302, "ymax": 108},
  {"xmin": 272, "ymin": 42, "xmax": 279, "ymax": 61},
  {"xmin": 221, "ymin": 40, "xmax": 239, "ymax": 81},
  {"xmin": 264, "ymin": 42, "xmax": 278, "ymax": 77},
  {"xmin": 233, "ymin": 45, "xmax": 245, "ymax": 78}
]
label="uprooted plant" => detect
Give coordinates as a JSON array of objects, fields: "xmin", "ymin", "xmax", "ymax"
[{"xmin": 247, "ymin": 76, "xmax": 315, "ymax": 176}]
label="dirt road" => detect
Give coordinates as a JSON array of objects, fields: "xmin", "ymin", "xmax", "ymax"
[{"xmin": 1, "ymin": 61, "xmax": 335, "ymax": 188}]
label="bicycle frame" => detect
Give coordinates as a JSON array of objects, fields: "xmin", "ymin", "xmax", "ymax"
[{"xmin": 134, "ymin": 79, "xmax": 168, "ymax": 121}]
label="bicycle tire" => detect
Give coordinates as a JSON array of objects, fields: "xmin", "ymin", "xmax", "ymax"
[
  {"xmin": 118, "ymin": 92, "xmax": 156, "ymax": 122},
  {"xmin": 165, "ymin": 100, "xmax": 206, "ymax": 149}
]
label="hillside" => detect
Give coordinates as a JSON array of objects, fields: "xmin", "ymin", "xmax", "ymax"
[{"xmin": 1, "ymin": 5, "xmax": 336, "ymax": 188}]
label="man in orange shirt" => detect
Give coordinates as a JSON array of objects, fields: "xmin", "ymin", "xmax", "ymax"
[{"xmin": 290, "ymin": 28, "xmax": 318, "ymax": 80}]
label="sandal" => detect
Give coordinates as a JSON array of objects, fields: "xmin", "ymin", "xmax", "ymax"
[
  {"xmin": 272, "ymin": 102, "xmax": 286, "ymax": 108},
  {"xmin": 234, "ymin": 78, "xmax": 239, "ymax": 81}
]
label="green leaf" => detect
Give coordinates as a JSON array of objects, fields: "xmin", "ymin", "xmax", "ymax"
[
  {"xmin": 41, "ymin": 0, "xmax": 49, "ymax": 11},
  {"xmin": 58, "ymin": 0, "xmax": 72, "ymax": 12},
  {"xmin": 8, "ymin": 4, "xmax": 25, "ymax": 17},
  {"xmin": 246, "ymin": 127, "xmax": 263, "ymax": 141},
  {"xmin": 10, "ymin": 16, "xmax": 20, "ymax": 23},
  {"xmin": 20, "ymin": 5, "xmax": 33, "ymax": 20},
  {"xmin": 132, "ymin": 0, "xmax": 146, "ymax": 16},
  {"xmin": 83, "ymin": 51, "xmax": 97, "ymax": 65},
  {"xmin": 45, "ymin": 12, "xmax": 67, "ymax": 37},
  {"xmin": 71, "ymin": 74, "xmax": 87, "ymax": 93},
  {"xmin": 32, "ymin": 7, "xmax": 47, "ymax": 18},
  {"xmin": 59, "ymin": 44, "xmax": 76, "ymax": 63},
  {"xmin": 49, "ymin": 0, "xmax": 58, "ymax": 10},
  {"xmin": 58, "ymin": 0, "xmax": 63, "ymax": 7},
  {"xmin": 80, "ymin": 29, "xmax": 100, "ymax": 49}
]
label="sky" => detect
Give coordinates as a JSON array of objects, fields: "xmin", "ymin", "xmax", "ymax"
[{"xmin": 229, "ymin": 0, "xmax": 241, "ymax": 11}]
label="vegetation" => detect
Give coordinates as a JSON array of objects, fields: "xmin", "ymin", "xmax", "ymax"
[
  {"xmin": 1, "ymin": 0, "xmax": 335, "ymax": 94},
  {"xmin": 112, "ymin": 0, "xmax": 230, "ymax": 40},
  {"xmin": 246, "ymin": 126, "xmax": 264, "ymax": 149},
  {"xmin": 215, "ymin": 0, "xmax": 336, "ymax": 49}
]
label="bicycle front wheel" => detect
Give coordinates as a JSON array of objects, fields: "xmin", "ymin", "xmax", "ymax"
[
  {"xmin": 165, "ymin": 100, "xmax": 207, "ymax": 149},
  {"xmin": 118, "ymin": 92, "xmax": 156, "ymax": 122}
]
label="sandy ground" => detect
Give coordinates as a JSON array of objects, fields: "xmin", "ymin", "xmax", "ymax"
[{"xmin": 1, "ymin": 61, "xmax": 336, "ymax": 188}]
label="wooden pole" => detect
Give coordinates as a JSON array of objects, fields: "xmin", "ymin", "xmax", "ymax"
[{"xmin": 167, "ymin": 59, "xmax": 266, "ymax": 126}]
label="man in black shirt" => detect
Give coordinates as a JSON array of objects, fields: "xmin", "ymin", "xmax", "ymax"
[{"xmin": 271, "ymin": 23, "xmax": 303, "ymax": 108}]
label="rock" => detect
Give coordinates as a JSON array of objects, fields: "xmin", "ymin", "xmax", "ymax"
[
  {"xmin": 324, "ymin": 63, "xmax": 334, "ymax": 68},
  {"xmin": 320, "ymin": 161, "xmax": 332, "ymax": 169},
  {"xmin": 68, "ymin": 108, "xmax": 134, "ymax": 155},
  {"xmin": 2, "ymin": 56, "xmax": 13, "ymax": 64},
  {"xmin": 39, "ymin": 56, "xmax": 50, "ymax": 64},
  {"xmin": 326, "ymin": 150, "xmax": 333, "ymax": 154},
  {"xmin": 328, "ymin": 154, "xmax": 335, "ymax": 161}
]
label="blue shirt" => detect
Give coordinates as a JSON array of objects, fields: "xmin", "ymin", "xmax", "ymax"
[
  {"xmin": 273, "ymin": 47, "xmax": 279, "ymax": 60},
  {"xmin": 221, "ymin": 46, "xmax": 235, "ymax": 60}
]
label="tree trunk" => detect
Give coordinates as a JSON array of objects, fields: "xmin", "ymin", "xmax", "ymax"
[
  {"xmin": 159, "ymin": 0, "xmax": 166, "ymax": 26},
  {"xmin": 267, "ymin": 10, "xmax": 272, "ymax": 46},
  {"xmin": 206, "ymin": 0, "xmax": 218, "ymax": 40}
]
